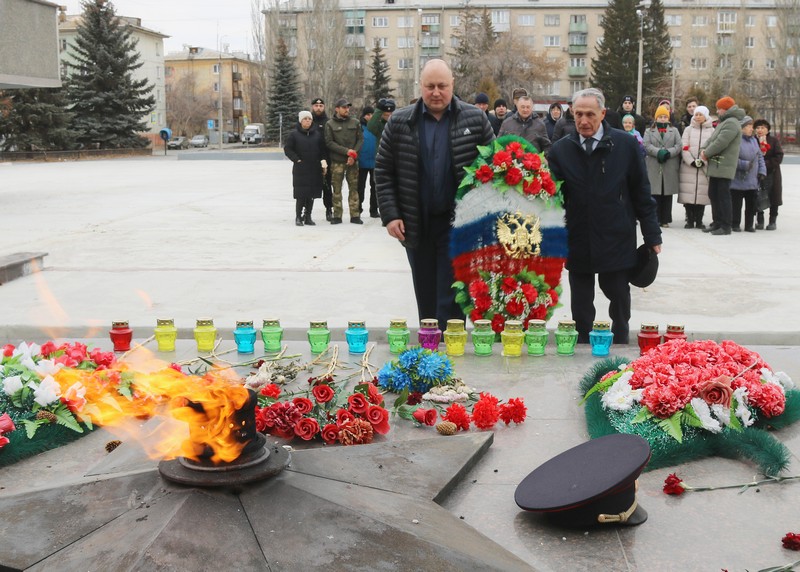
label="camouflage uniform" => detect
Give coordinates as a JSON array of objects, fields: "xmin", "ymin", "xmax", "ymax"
[{"xmin": 324, "ymin": 109, "xmax": 363, "ymax": 220}]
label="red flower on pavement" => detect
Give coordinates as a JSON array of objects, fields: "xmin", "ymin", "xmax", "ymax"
[
  {"xmin": 412, "ymin": 408, "xmax": 438, "ymax": 426},
  {"xmin": 782, "ymin": 532, "xmax": 800, "ymax": 550},
  {"xmin": 292, "ymin": 397, "xmax": 314, "ymax": 415},
  {"xmin": 365, "ymin": 405, "xmax": 390, "ymax": 434},
  {"xmin": 472, "ymin": 393, "xmax": 501, "ymax": 430},
  {"xmin": 663, "ymin": 473, "xmax": 687, "ymax": 495},
  {"xmin": 336, "ymin": 408, "xmax": 355, "ymax": 425},
  {"xmin": 443, "ymin": 403, "xmax": 471, "ymax": 431},
  {"xmin": 348, "ymin": 393, "xmax": 370, "ymax": 415},
  {"xmin": 475, "ymin": 164, "xmax": 495, "ymax": 183},
  {"xmin": 366, "ymin": 383, "xmax": 384, "ymax": 405},
  {"xmin": 406, "ymin": 391, "xmax": 424, "ymax": 406},
  {"xmin": 499, "ymin": 398, "xmax": 527, "ymax": 425},
  {"xmin": 294, "ymin": 417, "xmax": 320, "ymax": 440},
  {"xmin": 312, "ymin": 384, "xmax": 334, "ymax": 403},
  {"xmin": 260, "ymin": 383, "xmax": 281, "ymax": 398},
  {"xmin": 321, "ymin": 423, "xmax": 339, "ymax": 444}
]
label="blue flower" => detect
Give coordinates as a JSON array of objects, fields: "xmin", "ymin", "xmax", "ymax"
[
  {"xmin": 392, "ymin": 371, "xmax": 412, "ymax": 392},
  {"xmin": 417, "ymin": 353, "xmax": 444, "ymax": 380},
  {"xmin": 399, "ymin": 347, "xmax": 422, "ymax": 370},
  {"xmin": 377, "ymin": 363, "xmax": 395, "ymax": 389}
]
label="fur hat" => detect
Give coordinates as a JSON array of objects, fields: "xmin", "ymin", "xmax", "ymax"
[
  {"xmin": 716, "ymin": 96, "xmax": 736, "ymax": 111},
  {"xmin": 654, "ymin": 105, "xmax": 670, "ymax": 120},
  {"xmin": 694, "ymin": 105, "xmax": 710, "ymax": 123},
  {"xmin": 298, "ymin": 110, "xmax": 313, "ymax": 121}
]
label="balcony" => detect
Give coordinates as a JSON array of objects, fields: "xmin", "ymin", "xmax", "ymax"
[
  {"xmin": 421, "ymin": 46, "xmax": 442, "ymax": 56},
  {"xmin": 568, "ymin": 66, "xmax": 588, "ymax": 77},
  {"xmin": 421, "ymin": 24, "xmax": 440, "ymax": 34},
  {"xmin": 232, "ymin": 72, "xmax": 242, "ymax": 81},
  {"xmin": 232, "ymin": 90, "xmax": 242, "ymax": 99},
  {"xmin": 568, "ymin": 44, "xmax": 588, "ymax": 55},
  {"xmin": 232, "ymin": 109, "xmax": 243, "ymax": 118},
  {"xmin": 716, "ymin": 44, "xmax": 736, "ymax": 54},
  {"xmin": 569, "ymin": 21, "xmax": 589, "ymax": 34}
]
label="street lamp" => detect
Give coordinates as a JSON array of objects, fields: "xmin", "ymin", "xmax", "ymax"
[{"xmin": 636, "ymin": 9, "xmax": 644, "ymax": 116}]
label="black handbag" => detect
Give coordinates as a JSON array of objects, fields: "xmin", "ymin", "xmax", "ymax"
[{"xmin": 756, "ymin": 174, "xmax": 772, "ymax": 211}]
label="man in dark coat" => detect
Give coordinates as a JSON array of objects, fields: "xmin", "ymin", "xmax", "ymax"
[
  {"xmin": 311, "ymin": 97, "xmax": 333, "ymax": 221},
  {"xmin": 488, "ymin": 98, "xmax": 509, "ymax": 135},
  {"xmin": 547, "ymin": 88, "xmax": 662, "ymax": 345},
  {"xmin": 498, "ymin": 95, "xmax": 551, "ymax": 155},
  {"xmin": 617, "ymin": 95, "xmax": 646, "ymax": 135},
  {"xmin": 375, "ymin": 59, "xmax": 494, "ymax": 330},
  {"xmin": 552, "ymin": 100, "xmax": 576, "ymax": 140}
]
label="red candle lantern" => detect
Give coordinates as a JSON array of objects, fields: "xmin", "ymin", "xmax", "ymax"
[
  {"xmin": 664, "ymin": 324, "xmax": 687, "ymax": 342},
  {"xmin": 637, "ymin": 323, "xmax": 661, "ymax": 356},
  {"xmin": 109, "ymin": 320, "xmax": 133, "ymax": 352}
]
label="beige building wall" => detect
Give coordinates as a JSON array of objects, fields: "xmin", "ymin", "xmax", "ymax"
[{"xmin": 0, "ymin": 0, "xmax": 61, "ymax": 89}]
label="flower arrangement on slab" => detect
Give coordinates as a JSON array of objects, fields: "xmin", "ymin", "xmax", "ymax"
[
  {"xmin": 580, "ymin": 339, "xmax": 800, "ymax": 475},
  {"xmin": 450, "ymin": 135, "xmax": 567, "ymax": 328}
]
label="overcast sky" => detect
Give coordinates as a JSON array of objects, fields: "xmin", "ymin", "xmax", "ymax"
[{"xmin": 61, "ymin": 0, "xmax": 258, "ymax": 55}]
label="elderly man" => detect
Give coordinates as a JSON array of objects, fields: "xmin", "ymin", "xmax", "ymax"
[
  {"xmin": 324, "ymin": 98, "xmax": 363, "ymax": 224},
  {"xmin": 498, "ymin": 95, "xmax": 551, "ymax": 154},
  {"xmin": 375, "ymin": 59, "xmax": 494, "ymax": 330},
  {"xmin": 547, "ymin": 88, "xmax": 662, "ymax": 345}
]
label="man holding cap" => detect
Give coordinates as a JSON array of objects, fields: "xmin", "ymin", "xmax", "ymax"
[
  {"xmin": 324, "ymin": 98, "xmax": 364, "ymax": 224},
  {"xmin": 700, "ymin": 96, "xmax": 745, "ymax": 235}
]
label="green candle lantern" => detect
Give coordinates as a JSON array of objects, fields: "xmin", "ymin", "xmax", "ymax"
[
  {"xmin": 261, "ymin": 319, "xmax": 283, "ymax": 353},
  {"xmin": 524, "ymin": 319, "xmax": 548, "ymax": 356},
  {"xmin": 555, "ymin": 319, "xmax": 579, "ymax": 356},
  {"xmin": 471, "ymin": 319, "xmax": 495, "ymax": 356},
  {"xmin": 307, "ymin": 321, "xmax": 331, "ymax": 354}
]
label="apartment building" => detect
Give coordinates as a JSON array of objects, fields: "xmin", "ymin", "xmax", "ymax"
[
  {"xmin": 58, "ymin": 10, "xmax": 168, "ymax": 136},
  {"xmin": 1, "ymin": 0, "xmax": 61, "ymax": 89},
  {"xmin": 164, "ymin": 48, "xmax": 261, "ymax": 138},
  {"xmin": 268, "ymin": 0, "xmax": 798, "ymax": 126}
]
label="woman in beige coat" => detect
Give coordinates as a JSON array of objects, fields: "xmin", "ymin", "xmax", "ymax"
[
  {"xmin": 644, "ymin": 105, "xmax": 682, "ymax": 227},
  {"xmin": 678, "ymin": 105, "xmax": 713, "ymax": 229}
]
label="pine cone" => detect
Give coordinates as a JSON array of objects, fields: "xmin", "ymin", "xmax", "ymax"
[
  {"xmin": 105, "ymin": 440, "xmax": 122, "ymax": 453},
  {"xmin": 436, "ymin": 421, "xmax": 457, "ymax": 436},
  {"xmin": 35, "ymin": 410, "xmax": 57, "ymax": 423}
]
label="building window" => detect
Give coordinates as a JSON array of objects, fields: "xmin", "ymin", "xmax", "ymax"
[
  {"xmin": 597, "ymin": 15, "xmax": 604, "ymax": 26},
  {"xmin": 766, "ymin": 59, "xmax": 776, "ymax": 70},
  {"xmin": 398, "ymin": 37, "xmax": 414, "ymax": 49},
  {"xmin": 545, "ymin": 81, "xmax": 561, "ymax": 95},
  {"xmin": 570, "ymin": 57, "xmax": 586, "ymax": 67},
  {"xmin": 398, "ymin": 58, "xmax": 414, "ymax": 69},
  {"xmin": 421, "ymin": 14, "xmax": 439, "ymax": 25},
  {"xmin": 692, "ymin": 15, "xmax": 708, "ymax": 26},
  {"xmin": 717, "ymin": 11, "xmax": 736, "ymax": 33},
  {"xmin": 672, "ymin": 58, "xmax": 681, "ymax": 70},
  {"xmin": 665, "ymin": 15, "xmax": 682, "ymax": 26},
  {"xmin": 768, "ymin": 36, "xmax": 777, "ymax": 49},
  {"xmin": 788, "ymin": 55, "xmax": 800, "ymax": 68},
  {"xmin": 717, "ymin": 35, "xmax": 733, "ymax": 47},
  {"xmin": 60, "ymin": 38, "xmax": 67, "ymax": 52},
  {"xmin": 450, "ymin": 15, "xmax": 460, "ymax": 27},
  {"xmin": 213, "ymin": 82, "xmax": 220, "ymax": 92},
  {"xmin": 745, "ymin": 15, "xmax": 756, "ymax": 27},
  {"xmin": 155, "ymin": 41, "xmax": 161, "ymax": 56},
  {"xmin": 60, "ymin": 61, "xmax": 69, "ymax": 77},
  {"xmin": 518, "ymin": 15, "xmax": 535, "ymax": 27},
  {"xmin": 544, "ymin": 15, "xmax": 560, "ymax": 26},
  {"xmin": 420, "ymin": 35, "xmax": 440, "ymax": 48},
  {"xmin": 569, "ymin": 33, "xmax": 587, "ymax": 46},
  {"xmin": 372, "ymin": 16, "xmax": 388, "ymax": 28},
  {"xmin": 744, "ymin": 59, "xmax": 754, "ymax": 69},
  {"xmin": 213, "ymin": 63, "xmax": 220, "ymax": 74},
  {"xmin": 544, "ymin": 35, "xmax": 561, "ymax": 47},
  {"xmin": 766, "ymin": 15, "xmax": 777, "ymax": 27},
  {"xmin": 233, "ymin": 98, "xmax": 243, "ymax": 110},
  {"xmin": 718, "ymin": 55, "xmax": 732, "ymax": 68},
  {"xmin": 374, "ymin": 37, "xmax": 388, "ymax": 48},
  {"xmin": 450, "ymin": 37, "xmax": 459, "ymax": 48},
  {"xmin": 345, "ymin": 35, "xmax": 366, "ymax": 48},
  {"xmin": 397, "ymin": 16, "xmax": 413, "ymax": 28},
  {"xmin": 492, "ymin": 10, "xmax": 510, "ymax": 32},
  {"xmin": 571, "ymin": 15, "xmax": 586, "ymax": 24},
  {"xmin": 347, "ymin": 59, "xmax": 363, "ymax": 70},
  {"xmin": 670, "ymin": 36, "xmax": 681, "ymax": 48},
  {"xmin": 570, "ymin": 81, "xmax": 585, "ymax": 93},
  {"xmin": 690, "ymin": 58, "xmax": 707, "ymax": 70},
  {"xmin": 745, "ymin": 37, "xmax": 755, "ymax": 48},
  {"xmin": 156, "ymin": 89, "xmax": 161, "ymax": 102},
  {"xmin": 691, "ymin": 36, "xmax": 708, "ymax": 48}
]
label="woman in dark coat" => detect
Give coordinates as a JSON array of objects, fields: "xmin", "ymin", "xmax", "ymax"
[
  {"xmin": 284, "ymin": 110, "xmax": 327, "ymax": 226},
  {"xmin": 753, "ymin": 119, "xmax": 784, "ymax": 230}
]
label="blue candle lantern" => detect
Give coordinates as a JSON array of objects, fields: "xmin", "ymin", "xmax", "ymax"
[
  {"xmin": 345, "ymin": 320, "xmax": 369, "ymax": 354},
  {"xmin": 589, "ymin": 320, "xmax": 614, "ymax": 357},
  {"xmin": 233, "ymin": 320, "xmax": 257, "ymax": 354}
]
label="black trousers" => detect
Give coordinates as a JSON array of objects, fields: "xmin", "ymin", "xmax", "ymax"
[
  {"xmin": 357, "ymin": 167, "xmax": 377, "ymax": 214},
  {"xmin": 708, "ymin": 177, "xmax": 732, "ymax": 231},
  {"xmin": 569, "ymin": 269, "xmax": 631, "ymax": 344},
  {"xmin": 654, "ymin": 194, "xmax": 673, "ymax": 224},
  {"xmin": 322, "ymin": 169, "xmax": 332, "ymax": 210},
  {"xmin": 405, "ymin": 214, "xmax": 461, "ymax": 331},
  {"xmin": 295, "ymin": 197, "xmax": 313, "ymax": 218},
  {"xmin": 731, "ymin": 188, "xmax": 756, "ymax": 230}
]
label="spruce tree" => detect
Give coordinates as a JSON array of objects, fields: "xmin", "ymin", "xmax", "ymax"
[
  {"xmin": 590, "ymin": 0, "xmax": 641, "ymax": 109},
  {"xmin": 0, "ymin": 89, "xmax": 74, "ymax": 152},
  {"xmin": 367, "ymin": 41, "xmax": 393, "ymax": 105},
  {"xmin": 65, "ymin": 0, "xmax": 155, "ymax": 149},
  {"xmin": 265, "ymin": 37, "xmax": 303, "ymax": 144},
  {"xmin": 642, "ymin": 0, "xmax": 674, "ymax": 111}
]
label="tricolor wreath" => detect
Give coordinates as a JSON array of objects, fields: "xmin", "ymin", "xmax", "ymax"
[{"xmin": 451, "ymin": 135, "xmax": 567, "ymax": 332}]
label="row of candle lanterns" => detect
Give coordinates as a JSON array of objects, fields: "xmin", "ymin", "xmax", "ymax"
[{"xmin": 109, "ymin": 319, "xmax": 686, "ymax": 357}]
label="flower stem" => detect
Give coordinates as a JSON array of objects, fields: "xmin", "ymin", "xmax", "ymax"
[{"xmin": 686, "ymin": 474, "xmax": 800, "ymax": 493}]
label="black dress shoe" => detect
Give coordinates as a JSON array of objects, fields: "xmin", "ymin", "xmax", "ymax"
[
  {"xmin": 755, "ymin": 222, "xmax": 764, "ymax": 230},
  {"xmin": 304, "ymin": 217, "xmax": 316, "ymax": 226},
  {"xmin": 702, "ymin": 225, "xmax": 718, "ymax": 233},
  {"xmin": 350, "ymin": 217, "xmax": 363, "ymax": 224},
  {"xmin": 710, "ymin": 227, "xmax": 731, "ymax": 235},
  {"xmin": 745, "ymin": 227, "xmax": 755, "ymax": 233},
  {"xmin": 696, "ymin": 222, "xmax": 706, "ymax": 230},
  {"xmin": 369, "ymin": 211, "xmax": 380, "ymax": 218},
  {"xmin": 330, "ymin": 217, "xmax": 342, "ymax": 224},
  {"xmin": 766, "ymin": 222, "xmax": 777, "ymax": 230},
  {"xmin": 325, "ymin": 209, "xmax": 332, "ymax": 221},
  {"xmin": 295, "ymin": 217, "xmax": 303, "ymax": 227}
]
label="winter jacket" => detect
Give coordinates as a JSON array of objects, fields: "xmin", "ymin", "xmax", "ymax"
[
  {"xmin": 701, "ymin": 105, "xmax": 745, "ymax": 180},
  {"xmin": 761, "ymin": 133, "xmax": 784, "ymax": 206},
  {"xmin": 498, "ymin": 113, "xmax": 551, "ymax": 154},
  {"xmin": 552, "ymin": 109, "xmax": 576, "ymax": 141},
  {"xmin": 374, "ymin": 98, "xmax": 495, "ymax": 249},
  {"xmin": 730, "ymin": 134, "xmax": 766, "ymax": 191},
  {"xmin": 488, "ymin": 112, "xmax": 507, "ymax": 135},
  {"xmin": 618, "ymin": 109, "xmax": 647, "ymax": 136},
  {"xmin": 544, "ymin": 103, "xmax": 562, "ymax": 140},
  {"xmin": 547, "ymin": 122, "xmax": 662, "ymax": 274},
  {"xmin": 643, "ymin": 124, "xmax": 682, "ymax": 196},
  {"xmin": 324, "ymin": 112, "xmax": 363, "ymax": 163},
  {"xmin": 359, "ymin": 123, "xmax": 376, "ymax": 169},
  {"xmin": 678, "ymin": 117, "xmax": 713, "ymax": 206},
  {"xmin": 284, "ymin": 123, "xmax": 326, "ymax": 200}
]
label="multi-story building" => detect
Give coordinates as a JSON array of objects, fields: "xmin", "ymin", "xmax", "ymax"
[
  {"xmin": 267, "ymin": 0, "xmax": 798, "ymax": 133},
  {"xmin": 1, "ymin": 0, "xmax": 61, "ymax": 90},
  {"xmin": 57, "ymin": 9, "xmax": 168, "ymax": 141},
  {"xmin": 164, "ymin": 48, "xmax": 261, "ymax": 140}
]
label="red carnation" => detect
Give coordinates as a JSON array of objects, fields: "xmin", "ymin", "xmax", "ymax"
[
  {"xmin": 321, "ymin": 423, "xmax": 339, "ymax": 444},
  {"xmin": 475, "ymin": 164, "xmax": 495, "ymax": 183},
  {"xmin": 505, "ymin": 167, "xmax": 523, "ymax": 186},
  {"xmin": 469, "ymin": 309, "xmax": 484, "ymax": 323},
  {"xmin": 506, "ymin": 299, "xmax": 524, "ymax": 316},
  {"xmin": 782, "ymin": 532, "xmax": 800, "ymax": 551},
  {"xmin": 407, "ymin": 391, "xmax": 424, "ymax": 405},
  {"xmin": 499, "ymin": 398, "xmax": 527, "ymax": 425},
  {"xmin": 474, "ymin": 295, "xmax": 492, "ymax": 313},
  {"xmin": 260, "ymin": 383, "xmax": 281, "ymax": 398},
  {"xmin": 468, "ymin": 279, "xmax": 489, "ymax": 298},
  {"xmin": 472, "ymin": 393, "xmax": 501, "ymax": 430},
  {"xmin": 663, "ymin": 473, "xmax": 687, "ymax": 495},
  {"xmin": 493, "ymin": 150, "xmax": 513, "ymax": 168},
  {"xmin": 522, "ymin": 177, "xmax": 542, "ymax": 195},
  {"xmin": 522, "ymin": 152, "xmax": 541, "ymax": 170},
  {"xmin": 520, "ymin": 283, "xmax": 538, "ymax": 303},
  {"xmin": 501, "ymin": 276, "xmax": 518, "ymax": 294},
  {"xmin": 542, "ymin": 174, "xmax": 556, "ymax": 195},
  {"xmin": 548, "ymin": 288, "xmax": 559, "ymax": 306},
  {"xmin": 312, "ymin": 384, "xmax": 335, "ymax": 403},
  {"xmin": 505, "ymin": 141, "xmax": 523, "ymax": 158},
  {"xmin": 491, "ymin": 313, "xmax": 506, "ymax": 333},
  {"xmin": 412, "ymin": 407, "xmax": 438, "ymax": 426},
  {"xmin": 338, "ymin": 418, "xmax": 374, "ymax": 445},
  {"xmin": 367, "ymin": 383, "xmax": 384, "ymax": 405},
  {"xmin": 443, "ymin": 403, "xmax": 471, "ymax": 431}
]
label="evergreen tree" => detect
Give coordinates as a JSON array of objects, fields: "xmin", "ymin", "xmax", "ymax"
[
  {"xmin": 265, "ymin": 37, "xmax": 303, "ymax": 144},
  {"xmin": 642, "ymin": 0, "xmax": 673, "ymax": 111},
  {"xmin": 367, "ymin": 41, "xmax": 393, "ymax": 104},
  {"xmin": 0, "ymin": 89, "xmax": 74, "ymax": 152},
  {"xmin": 65, "ymin": 0, "xmax": 155, "ymax": 149},
  {"xmin": 590, "ymin": 0, "xmax": 641, "ymax": 110}
]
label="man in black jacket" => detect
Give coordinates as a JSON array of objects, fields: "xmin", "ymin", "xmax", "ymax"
[
  {"xmin": 311, "ymin": 98, "xmax": 333, "ymax": 220},
  {"xmin": 548, "ymin": 88, "xmax": 662, "ymax": 345},
  {"xmin": 375, "ymin": 59, "xmax": 494, "ymax": 330}
]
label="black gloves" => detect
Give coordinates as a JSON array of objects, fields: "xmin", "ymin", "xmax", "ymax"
[{"xmin": 377, "ymin": 98, "xmax": 397, "ymax": 113}]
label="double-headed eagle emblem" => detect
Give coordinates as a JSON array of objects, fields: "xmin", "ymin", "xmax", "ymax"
[{"xmin": 496, "ymin": 212, "xmax": 542, "ymax": 258}]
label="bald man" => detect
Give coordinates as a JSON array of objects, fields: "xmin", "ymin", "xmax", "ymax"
[{"xmin": 375, "ymin": 59, "xmax": 494, "ymax": 330}]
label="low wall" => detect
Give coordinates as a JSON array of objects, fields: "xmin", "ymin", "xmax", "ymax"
[{"xmin": 0, "ymin": 148, "xmax": 153, "ymax": 162}]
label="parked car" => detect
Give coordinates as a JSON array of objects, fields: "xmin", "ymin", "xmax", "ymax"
[
  {"xmin": 167, "ymin": 136, "xmax": 189, "ymax": 150},
  {"xmin": 190, "ymin": 135, "xmax": 209, "ymax": 148},
  {"xmin": 242, "ymin": 123, "xmax": 265, "ymax": 145},
  {"xmin": 225, "ymin": 131, "xmax": 240, "ymax": 143}
]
